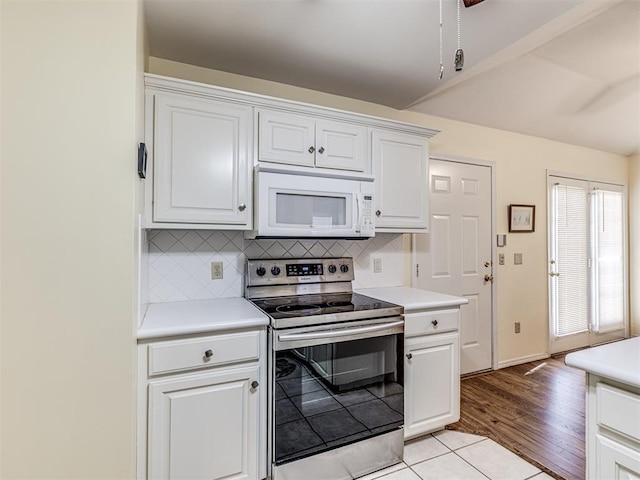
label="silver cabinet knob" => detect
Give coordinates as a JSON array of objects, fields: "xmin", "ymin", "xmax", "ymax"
[
  {"xmin": 406, "ymin": 353, "xmax": 413, "ymax": 360},
  {"xmin": 431, "ymin": 319, "xmax": 438, "ymax": 327},
  {"xmin": 376, "ymin": 210, "xmax": 381, "ymax": 217},
  {"xmin": 318, "ymin": 146, "xmax": 325, "ymax": 154},
  {"xmin": 204, "ymin": 349, "xmax": 213, "ymax": 358},
  {"xmin": 251, "ymin": 381, "xmax": 259, "ymax": 389},
  {"xmin": 308, "ymin": 146, "xmax": 315, "ymax": 154},
  {"xmin": 238, "ymin": 203, "xmax": 246, "ymax": 212}
]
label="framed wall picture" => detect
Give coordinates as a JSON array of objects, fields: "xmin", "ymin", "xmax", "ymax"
[{"xmin": 509, "ymin": 204, "xmax": 535, "ymax": 232}]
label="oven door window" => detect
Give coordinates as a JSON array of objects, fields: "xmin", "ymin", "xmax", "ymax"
[{"xmin": 273, "ymin": 333, "xmax": 403, "ymax": 466}]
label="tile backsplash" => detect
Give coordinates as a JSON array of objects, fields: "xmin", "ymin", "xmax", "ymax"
[{"xmin": 147, "ymin": 230, "xmax": 405, "ymax": 303}]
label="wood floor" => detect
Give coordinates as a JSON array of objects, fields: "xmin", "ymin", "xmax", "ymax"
[{"xmin": 446, "ymin": 355, "xmax": 586, "ymax": 480}]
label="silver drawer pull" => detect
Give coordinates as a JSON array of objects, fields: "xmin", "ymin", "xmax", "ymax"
[
  {"xmin": 251, "ymin": 381, "xmax": 259, "ymax": 389},
  {"xmin": 432, "ymin": 320, "xmax": 438, "ymax": 326},
  {"xmin": 406, "ymin": 353, "xmax": 413, "ymax": 360},
  {"xmin": 204, "ymin": 349, "xmax": 213, "ymax": 358}
]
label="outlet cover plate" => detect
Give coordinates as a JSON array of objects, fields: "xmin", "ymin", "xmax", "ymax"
[{"xmin": 211, "ymin": 261, "xmax": 223, "ymax": 280}]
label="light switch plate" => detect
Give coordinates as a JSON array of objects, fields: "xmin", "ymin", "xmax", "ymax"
[
  {"xmin": 499, "ymin": 254, "xmax": 505, "ymax": 265},
  {"xmin": 373, "ymin": 258, "xmax": 382, "ymax": 273},
  {"xmin": 514, "ymin": 253, "xmax": 523, "ymax": 265}
]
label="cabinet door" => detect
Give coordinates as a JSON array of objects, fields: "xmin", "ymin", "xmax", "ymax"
[
  {"xmin": 404, "ymin": 332, "xmax": 459, "ymax": 439},
  {"xmin": 371, "ymin": 129, "xmax": 429, "ymax": 230},
  {"xmin": 258, "ymin": 110, "xmax": 315, "ymax": 167},
  {"xmin": 594, "ymin": 434, "xmax": 640, "ymax": 480},
  {"xmin": 148, "ymin": 365, "xmax": 260, "ymax": 480},
  {"xmin": 154, "ymin": 94, "xmax": 252, "ymax": 225},
  {"xmin": 315, "ymin": 119, "xmax": 368, "ymax": 172}
]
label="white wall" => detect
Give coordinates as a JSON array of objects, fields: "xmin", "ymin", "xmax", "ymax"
[
  {"xmin": 1, "ymin": 1, "xmax": 144, "ymax": 477},
  {"xmin": 148, "ymin": 57, "xmax": 630, "ymax": 364},
  {"xmin": 630, "ymin": 154, "xmax": 640, "ymax": 336}
]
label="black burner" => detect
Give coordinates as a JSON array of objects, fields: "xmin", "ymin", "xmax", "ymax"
[
  {"xmin": 327, "ymin": 300, "xmax": 353, "ymax": 307},
  {"xmin": 275, "ymin": 304, "xmax": 322, "ymax": 316}
]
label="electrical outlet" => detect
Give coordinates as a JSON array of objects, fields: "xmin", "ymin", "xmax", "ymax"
[
  {"xmin": 211, "ymin": 261, "xmax": 223, "ymax": 280},
  {"xmin": 373, "ymin": 258, "xmax": 382, "ymax": 273},
  {"xmin": 514, "ymin": 253, "xmax": 523, "ymax": 265},
  {"xmin": 499, "ymin": 254, "xmax": 505, "ymax": 265},
  {"xmin": 515, "ymin": 322, "xmax": 521, "ymax": 334}
]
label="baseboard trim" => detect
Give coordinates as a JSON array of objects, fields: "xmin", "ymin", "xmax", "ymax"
[{"xmin": 497, "ymin": 352, "xmax": 550, "ymax": 369}]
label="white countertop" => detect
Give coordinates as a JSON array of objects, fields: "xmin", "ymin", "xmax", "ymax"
[
  {"xmin": 138, "ymin": 297, "xmax": 269, "ymax": 340},
  {"xmin": 356, "ymin": 286, "xmax": 468, "ymax": 311},
  {"xmin": 565, "ymin": 337, "xmax": 640, "ymax": 389}
]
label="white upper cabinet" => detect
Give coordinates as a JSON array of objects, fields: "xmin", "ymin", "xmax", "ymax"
[
  {"xmin": 144, "ymin": 75, "xmax": 438, "ymax": 230},
  {"xmin": 258, "ymin": 110, "xmax": 368, "ymax": 172},
  {"xmin": 371, "ymin": 129, "xmax": 429, "ymax": 232},
  {"xmin": 150, "ymin": 93, "xmax": 253, "ymax": 227}
]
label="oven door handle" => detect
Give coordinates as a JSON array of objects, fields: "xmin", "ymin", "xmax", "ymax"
[{"xmin": 277, "ymin": 320, "xmax": 404, "ymax": 342}]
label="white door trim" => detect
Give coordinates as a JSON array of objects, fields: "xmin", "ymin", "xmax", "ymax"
[{"xmin": 412, "ymin": 153, "xmax": 497, "ymax": 371}]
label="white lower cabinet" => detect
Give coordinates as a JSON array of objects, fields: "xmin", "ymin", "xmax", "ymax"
[
  {"xmin": 138, "ymin": 328, "xmax": 266, "ymax": 480},
  {"xmin": 149, "ymin": 365, "xmax": 260, "ymax": 480},
  {"xmin": 587, "ymin": 376, "xmax": 640, "ymax": 479},
  {"xmin": 595, "ymin": 434, "xmax": 640, "ymax": 479},
  {"xmin": 403, "ymin": 310, "xmax": 460, "ymax": 440}
]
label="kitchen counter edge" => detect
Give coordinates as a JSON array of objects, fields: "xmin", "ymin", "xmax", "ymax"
[
  {"xmin": 356, "ymin": 286, "xmax": 468, "ymax": 311},
  {"xmin": 565, "ymin": 336, "xmax": 640, "ymax": 389},
  {"xmin": 138, "ymin": 297, "xmax": 269, "ymax": 341}
]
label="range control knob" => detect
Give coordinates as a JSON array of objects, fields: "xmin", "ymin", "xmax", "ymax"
[
  {"xmin": 271, "ymin": 266, "xmax": 281, "ymax": 276},
  {"xmin": 340, "ymin": 264, "xmax": 349, "ymax": 273},
  {"xmin": 256, "ymin": 267, "xmax": 266, "ymax": 277},
  {"xmin": 328, "ymin": 265, "xmax": 337, "ymax": 274}
]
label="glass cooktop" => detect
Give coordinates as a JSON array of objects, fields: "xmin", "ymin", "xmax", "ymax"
[{"xmin": 250, "ymin": 292, "xmax": 401, "ymax": 321}]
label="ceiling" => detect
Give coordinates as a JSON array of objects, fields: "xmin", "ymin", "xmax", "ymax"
[{"xmin": 145, "ymin": 0, "xmax": 640, "ymax": 156}]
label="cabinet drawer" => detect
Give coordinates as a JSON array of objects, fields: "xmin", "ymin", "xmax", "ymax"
[
  {"xmin": 597, "ymin": 382, "xmax": 640, "ymax": 442},
  {"xmin": 404, "ymin": 309, "xmax": 459, "ymax": 337},
  {"xmin": 148, "ymin": 331, "xmax": 260, "ymax": 376}
]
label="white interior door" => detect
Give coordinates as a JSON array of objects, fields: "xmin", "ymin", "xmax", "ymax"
[{"xmin": 413, "ymin": 159, "xmax": 493, "ymax": 375}]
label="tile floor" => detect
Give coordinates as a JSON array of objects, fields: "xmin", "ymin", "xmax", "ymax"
[{"xmin": 358, "ymin": 430, "xmax": 554, "ymax": 480}]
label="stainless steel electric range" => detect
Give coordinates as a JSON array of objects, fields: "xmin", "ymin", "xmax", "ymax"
[{"xmin": 246, "ymin": 257, "xmax": 405, "ymax": 480}]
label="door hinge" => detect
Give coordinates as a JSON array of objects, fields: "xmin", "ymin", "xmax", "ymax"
[{"xmin": 416, "ymin": 263, "xmax": 420, "ymax": 278}]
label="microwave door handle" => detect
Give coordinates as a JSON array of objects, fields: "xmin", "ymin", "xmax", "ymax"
[
  {"xmin": 277, "ymin": 320, "xmax": 404, "ymax": 342},
  {"xmin": 355, "ymin": 193, "xmax": 361, "ymax": 232}
]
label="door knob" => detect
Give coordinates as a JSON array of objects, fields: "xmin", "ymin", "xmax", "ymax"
[{"xmin": 484, "ymin": 274, "xmax": 494, "ymax": 283}]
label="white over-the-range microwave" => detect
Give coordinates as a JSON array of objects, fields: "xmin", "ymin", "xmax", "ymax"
[{"xmin": 245, "ymin": 164, "xmax": 375, "ymax": 239}]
